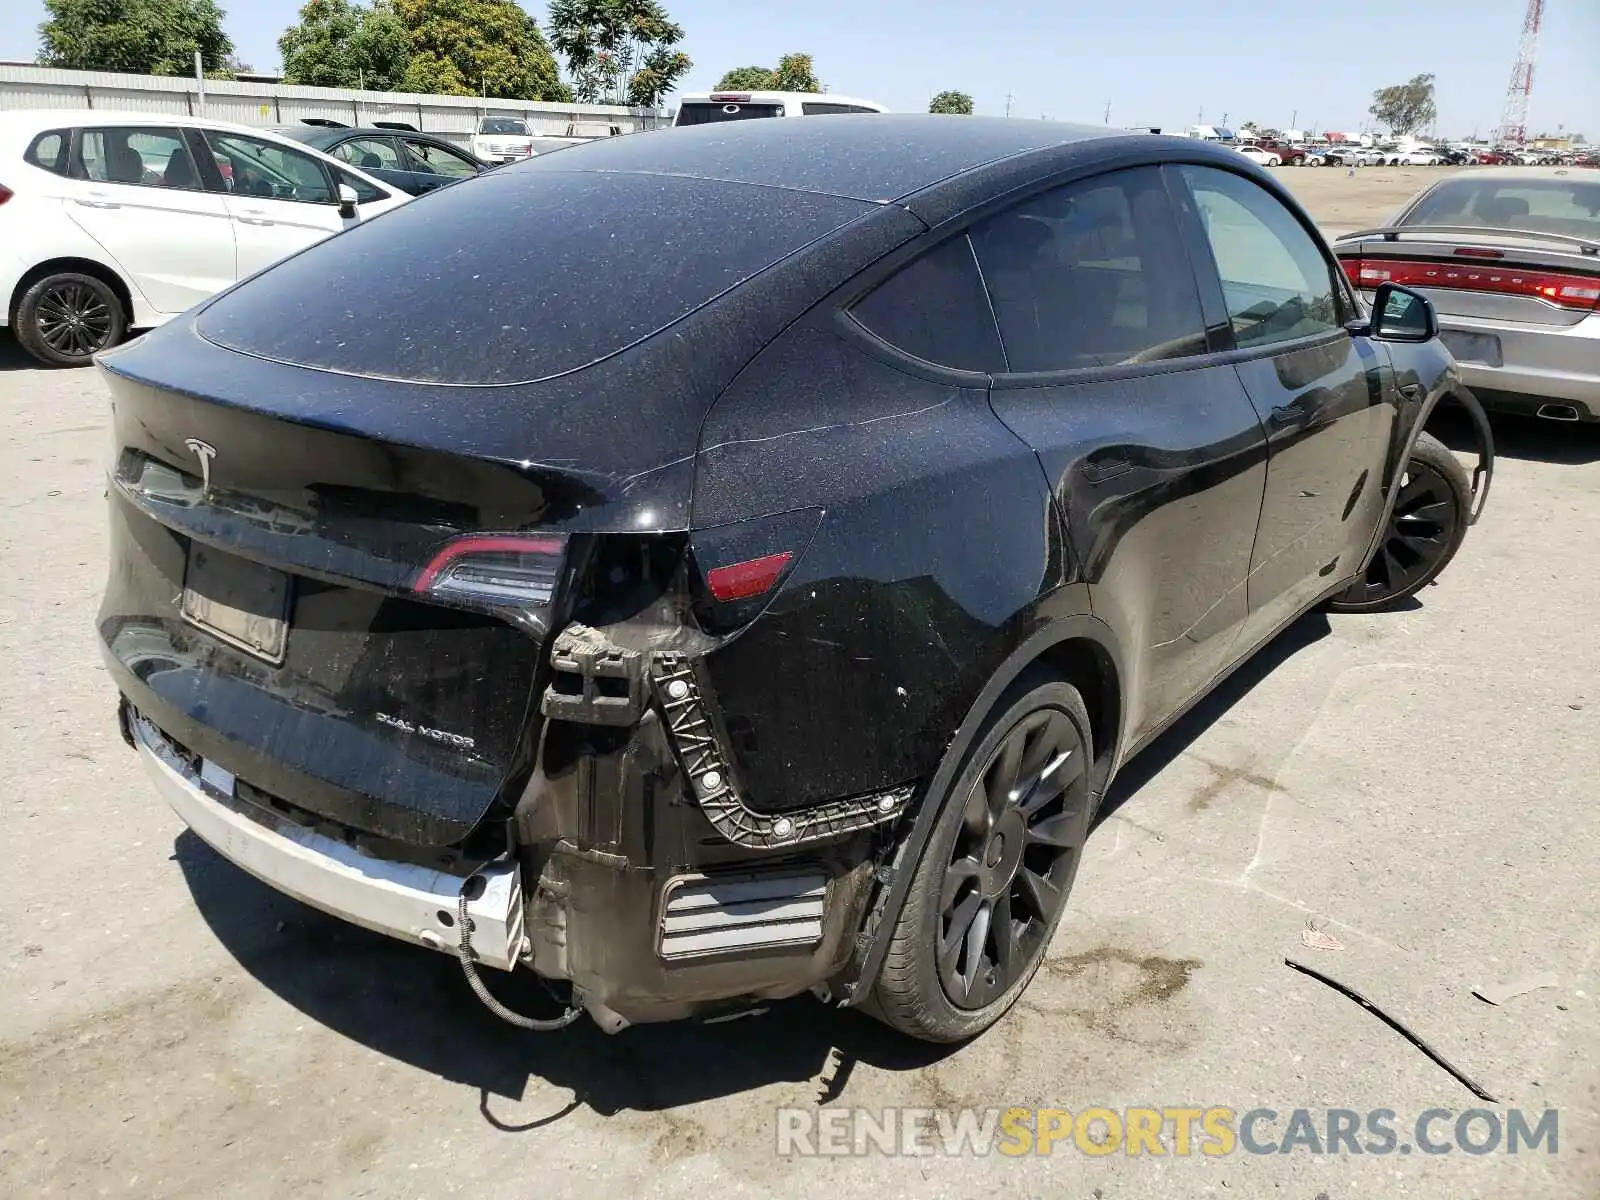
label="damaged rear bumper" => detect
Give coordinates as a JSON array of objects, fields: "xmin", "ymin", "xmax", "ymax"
[{"xmin": 131, "ymin": 712, "xmax": 526, "ymax": 970}]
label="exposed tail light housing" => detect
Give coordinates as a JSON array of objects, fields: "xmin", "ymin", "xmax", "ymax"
[
  {"xmin": 414, "ymin": 534, "xmax": 566, "ymax": 608},
  {"xmin": 1345, "ymin": 255, "xmax": 1600, "ymax": 312}
]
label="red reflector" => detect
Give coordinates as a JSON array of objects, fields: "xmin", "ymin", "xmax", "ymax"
[
  {"xmin": 1453, "ymin": 247, "xmax": 1504, "ymax": 259},
  {"xmin": 1354, "ymin": 257, "xmax": 1600, "ymax": 311},
  {"xmin": 706, "ymin": 551, "xmax": 793, "ymax": 602}
]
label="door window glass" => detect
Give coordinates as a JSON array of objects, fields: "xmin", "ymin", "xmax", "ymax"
[
  {"xmin": 402, "ymin": 138, "xmax": 481, "ymax": 179},
  {"xmin": 968, "ymin": 167, "xmax": 1209, "ymax": 372},
  {"xmin": 1179, "ymin": 165, "xmax": 1343, "ymax": 348},
  {"xmin": 201, "ymin": 131, "xmax": 334, "ymax": 204},
  {"xmin": 334, "ymin": 167, "xmax": 387, "ymax": 204},
  {"xmin": 80, "ymin": 128, "xmax": 202, "ymax": 190},
  {"xmin": 850, "ymin": 234, "xmax": 1004, "ymax": 371},
  {"xmin": 331, "ymin": 136, "xmax": 404, "ymax": 173}
]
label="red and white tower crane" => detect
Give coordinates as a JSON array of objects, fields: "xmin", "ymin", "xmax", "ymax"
[{"xmin": 1497, "ymin": 0, "xmax": 1544, "ymax": 147}]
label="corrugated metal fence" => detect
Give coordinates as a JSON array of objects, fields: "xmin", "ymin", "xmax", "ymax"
[{"xmin": 0, "ymin": 65, "xmax": 662, "ymax": 149}]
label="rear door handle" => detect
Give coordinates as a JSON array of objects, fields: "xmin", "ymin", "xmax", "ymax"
[
  {"xmin": 75, "ymin": 191, "xmax": 120, "ymax": 209},
  {"xmin": 236, "ymin": 210, "xmax": 274, "ymax": 226}
]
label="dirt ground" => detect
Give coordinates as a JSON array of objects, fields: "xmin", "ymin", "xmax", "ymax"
[
  {"xmin": 3, "ymin": 173, "xmax": 1598, "ymax": 1199},
  {"xmin": 1271, "ymin": 162, "xmax": 1452, "ymax": 236}
]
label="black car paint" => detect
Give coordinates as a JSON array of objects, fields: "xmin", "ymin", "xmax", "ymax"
[{"xmin": 97, "ymin": 117, "xmax": 1478, "ymax": 1025}]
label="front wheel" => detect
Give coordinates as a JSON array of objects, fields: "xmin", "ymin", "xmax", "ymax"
[
  {"xmin": 869, "ymin": 671, "xmax": 1093, "ymax": 1042},
  {"xmin": 13, "ymin": 272, "xmax": 127, "ymax": 367},
  {"xmin": 1326, "ymin": 432, "xmax": 1470, "ymax": 613}
]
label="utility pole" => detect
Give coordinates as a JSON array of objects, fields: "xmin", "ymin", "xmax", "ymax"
[
  {"xmin": 1290, "ymin": 108, "xmax": 1297, "ymax": 129},
  {"xmin": 1103, "ymin": 97, "xmax": 1112, "ymax": 125},
  {"xmin": 1004, "ymin": 91, "xmax": 1015, "ymax": 118},
  {"xmin": 194, "ymin": 50, "xmax": 205, "ymax": 115}
]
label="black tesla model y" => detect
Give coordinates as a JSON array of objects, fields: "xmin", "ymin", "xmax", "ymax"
[{"xmin": 97, "ymin": 116, "xmax": 1492, "ymax": 1041}]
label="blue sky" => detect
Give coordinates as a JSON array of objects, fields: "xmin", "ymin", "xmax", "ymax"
[{"xmin": 5, "ymin": 0, "xmax": 1596, "ymax": 137}]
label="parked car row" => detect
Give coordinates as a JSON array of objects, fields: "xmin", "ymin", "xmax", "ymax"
[{"xmin": 1, "ymin": 111, "xmax": 412, "ymax": 366}]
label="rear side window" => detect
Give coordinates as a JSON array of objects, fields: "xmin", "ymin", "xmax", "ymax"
[
  {"xmin": 402, "ymin": 137, "xmax": 479, "ymax": 179},
  {"xmin": 969, "ymin": 166, "xmax": 1208, "ymax": 372},
  {"xmin": 79, "ymin": 127, "xmax": 202, "ymax": 190},
  {"xmin": 801, "ymin": 103, "xmax": 876, "ymax": 115},
  {"xmin": 850, "ymin": 235, "xmax": 1004, "ymax": 371},
  {"xmin": 25, "ymin": 130, "xmax": 71, "ymax": 175}
]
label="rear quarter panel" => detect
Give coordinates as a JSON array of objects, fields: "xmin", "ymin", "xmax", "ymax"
[{"xmin": 690, "ymin": 321, "xmax": 1076, "ymax": 813}]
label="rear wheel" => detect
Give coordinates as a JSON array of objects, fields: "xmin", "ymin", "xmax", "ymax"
[
  {"xmin": 869, "ymin": 670, "xmax": 1093, "ymax": 1042},
  {"xmin": 14, "ymin": 272, "xmax": 126, "ymax": 367},
  {"xmin": 1326, "ymin": 432, "xmax": 1469, "ymax": 612}
]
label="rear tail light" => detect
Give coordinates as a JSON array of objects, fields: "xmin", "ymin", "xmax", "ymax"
[
  {"xmin": 414, "ymin": 534, "xmax": 566, "ymax": 607},
  {"xmin": 0, "ymin": 184, "xmax": 12, "ymax": 206},
  {"xmin": 1346, "ymin": 256, "xmax": 1600, "ymax": 312}
]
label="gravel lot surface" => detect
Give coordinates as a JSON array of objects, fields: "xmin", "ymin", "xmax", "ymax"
[{"xmin": 2, "ymin": 167, "xmax": 1596, "ymax": 1198}]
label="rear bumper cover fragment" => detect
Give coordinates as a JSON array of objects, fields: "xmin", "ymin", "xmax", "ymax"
[{"xmin": 132, "ymin": 712, "xmax": 525, "ymax": 970}]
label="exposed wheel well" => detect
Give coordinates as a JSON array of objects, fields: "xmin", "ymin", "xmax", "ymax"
[
  {"xmin": 1034, "ymin": 637, "xmax": 1122, "ymax": 785},
  {"xmin": 9, "ymin": 258, "xmax": 134, "ymax": 328}
]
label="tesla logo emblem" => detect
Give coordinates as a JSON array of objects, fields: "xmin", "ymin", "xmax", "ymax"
[{"xmin": 183, "ymin": 438, "xmax": 216, "ymax": 493}]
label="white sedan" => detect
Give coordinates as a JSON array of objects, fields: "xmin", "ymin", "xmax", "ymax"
[
  {"xmin": 0, "ymin": 110, "xmax": 408, "ymax": 366},
  {"xmin": 1234, "ymin": 144, "xmax": 1282, "ymax": 167}
]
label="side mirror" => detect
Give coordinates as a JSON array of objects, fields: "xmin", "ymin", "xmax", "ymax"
[
  {"xmin": 1366, "ymin": 282, "xmax": 1437, "ymax": 342},
  {"xmin": 336, "ymin": 183, "xmax": 359, "ymax": 219}
]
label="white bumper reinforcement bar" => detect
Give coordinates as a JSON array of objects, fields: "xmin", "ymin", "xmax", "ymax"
[{"xmin": 132, "ymin": 714, "xmax": 525, "ymax": 970}]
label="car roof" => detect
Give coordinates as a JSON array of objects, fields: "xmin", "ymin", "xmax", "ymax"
[
  {"xmin": 678, "ymin": 90, "xmax": 886, "ymax": 110},
  {"xmin": 521, "ymin": 113, "xmax": 1140, "ymax": 205}
]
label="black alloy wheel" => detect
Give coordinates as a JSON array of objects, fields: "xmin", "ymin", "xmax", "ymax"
[
  {"xmin": 870, "ymin": 672, "xmax": 1093, "ymax": 1042},
  {"xmin": 1327, "ymin": 431, "xmax": 1470, "ymax": 613},
  {"xmin": 15, "ymin": 272, "xmax": 127, "ymax": 368},
  {"xmin": 938, "ymin": 707, "xmax": 1085, "ymax": 1010}
]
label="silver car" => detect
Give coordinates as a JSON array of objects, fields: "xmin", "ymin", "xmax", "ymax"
[{"xmin": 1333, "ymin": 167, "xmax": 1600, "ymax": 421}]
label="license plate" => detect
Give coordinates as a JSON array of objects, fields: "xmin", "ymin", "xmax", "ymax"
[
  {"xmin": 1441, "ymin": 330, "xmax": 1502, "ymax": 366},
  {"xmin": 181, "ymin": 544, "xmax": 292, "ymax": 664}
]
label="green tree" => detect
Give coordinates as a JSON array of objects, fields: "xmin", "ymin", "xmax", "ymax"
[
  {"xmin": 714, "ymin": 65, "xmax": 771, "ymax": 90},
  {"xmin": 38, "ymin": 0, "xmax": 233, "ymax": 75},
  {"xmin": 278, "ymin": 0, "xmax": 410, "ymax": 90},
  {"xmin": 547, "ymin": 0, "xmax": 689, "ymax": 107},
  {"xmin": 768, "ymin": 52, "xmax": 819, "ymax": 92},
  {"xmin": 1369, "ymin": 74, "xmax": 1437, "ymax": 136},
  {"xmin": 710, "ymin": 53, "xmax": 821, "ymax": 95},
  {"xmin": 928, "ymin": 90, "xmax": 972, "ymax": 115},
  {"xmin": 393, "ymin": 0, "xmax": 566, "ymax": 99}
]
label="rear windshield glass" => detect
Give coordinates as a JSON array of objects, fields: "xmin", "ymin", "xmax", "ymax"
[
  {"xmin": 196, "ymin": 169, "xmax": 873, "ymax": 385},
  {"xmin": 478, "ymin": 118, "xmax": 530, "ymax": 135},
  {"xmin": 676, "ymin": 102, "xmax": 785, "ymax": 125},
  {"xmin": 1402, "ymin": 177, "xmax": 1600, "ymax": 238}
]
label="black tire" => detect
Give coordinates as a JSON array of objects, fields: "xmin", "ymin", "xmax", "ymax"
[
  {"xmin": 869, "ymin": 668, "xmax": 1093, "ymax": 1042},
  {"xmin": 13, "ymin": 272, "xmax": 127, "ymax": 368},
  {"xmin": 1326, "ymin": 431, "xmax": 1470, "ymax": 613}
]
